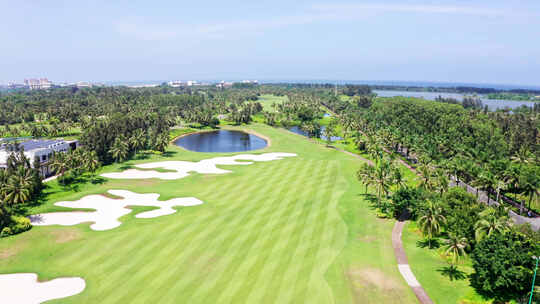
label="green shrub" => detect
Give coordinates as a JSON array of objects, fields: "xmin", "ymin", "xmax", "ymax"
[
  {"xmin": 0, "ymin": 216, "xmax": 31, "ymax": 237},
  {"xmin": 0, "ymin": 227, "xmax": 12, "ymax": 237},
  {"xmin": 390, "ymin": 187, "xmax": 425, "ymax": 219},
  {"xmin": 12, "ymin": 216, "xmax": 31, "ymax": 234}
]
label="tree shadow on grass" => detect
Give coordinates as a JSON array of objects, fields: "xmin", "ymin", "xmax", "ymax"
[
  {"xmin": 416, "ymin": 237, "xmax": 441, "ymax": 249},
  {"xmin": 119, "ymin": 164, "xmax": 134, "ymax": 170},
  {"xmin": 135, "ymin": 153, "xmax": 150, "ymax": 160},
  {"xmin": 437, "ymin": 265, "xmax": 467, "ymax": 281},
  {"xmin": 358, "ymin": 193, "xmax": 378, "ymax": 205},
  {"xmin": 162, "ymin": 151, "xmax": 176, "ymax": 158},
  {"xmin": 90, "ymin": 176, "xmax": 106, "ymax": 184}
]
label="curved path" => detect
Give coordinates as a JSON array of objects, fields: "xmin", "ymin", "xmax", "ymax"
[
  {"xmin": 392, "ymin": 218, "xmax": 434, "ymax": 304},
  {"xmin": 328, "ymin": 143, "xmax": 434, "ymax": 303},
  {"xmin": 284, "ymin": 127, "xmax": 434, "ymax": 303}
]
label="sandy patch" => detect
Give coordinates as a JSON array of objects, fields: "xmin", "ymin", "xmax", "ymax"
[
  {"xmin": 0, "ymin": 273, "xmax": 85, "ymax": 303},
  {"xmin": 101, "ymin": 152, "xmax": 296, "ymax": 180},
  {"xmin": 50, "ymin": 229, "xmax": 82, "ymax": 243},
  {"xmin": 241, "ymin": 129, "xmax": 272, "ymax": 147},
  {"xmin": 347, "ymin": 268, "xmax": 402, "ymax": 291},
  {"xmin": 0, "ymin": 246, "xmax": 23, "ymax": 259},
  {"xmin": 29, "ymin": 190, "xmax": 203, "ymax": 231}
]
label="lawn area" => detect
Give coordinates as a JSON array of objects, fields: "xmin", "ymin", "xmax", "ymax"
[
  {"xmin": 0, "ymin": 123, "xmax": 418, "ymax": 303},
  {"xmin": 402, "ymin": 223, "xmax": 490, "ymax": 304},
  {"xmin": 257, "ymin": 94, "xmax": 287, "ymax": 112}
]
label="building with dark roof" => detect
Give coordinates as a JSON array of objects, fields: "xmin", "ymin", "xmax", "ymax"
[{"xmin": 0, "ymin": 139, "xmax": 78, "ymax": 177}]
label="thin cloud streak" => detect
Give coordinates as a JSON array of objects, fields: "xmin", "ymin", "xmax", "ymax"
[
  {"xmin": 114, "ymin": 12, "xmax": 340, "ymax": 41},
  {"xmin": 312, "ymin": 3, "xmax": 510, "ymax": 17},
  {"xmin": 114, "ymin": 3, "xmax": 537, "ymax": 41}
]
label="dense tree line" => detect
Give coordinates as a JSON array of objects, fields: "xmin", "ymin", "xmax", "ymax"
[
  {"xmin": 0, "ymin": 148, "xmax": 41, "ymax": 237},
  {"xmin": 81, "ymin": 112, "xmax": 170, "ymax": 164},
  {"xmin": 332, "ymin": 96, "xmax": 539, "ymax": 214}
]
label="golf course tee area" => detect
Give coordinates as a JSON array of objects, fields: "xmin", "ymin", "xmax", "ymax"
[{"xmin": 0, "ymin": 124, "xmax": 418, "ymax": 303}]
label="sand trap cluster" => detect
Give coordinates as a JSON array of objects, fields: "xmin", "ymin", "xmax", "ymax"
[
  {"xmin": 0, "ymin": 273, "xmax": 85, "ymax": 304},
  {"xmin": 101, "ymin": 152, "xmax": 297, "ymax": 180},
  {"xmin": 30, "ymin": 190, "xmax": 203, "ymax": 231}
]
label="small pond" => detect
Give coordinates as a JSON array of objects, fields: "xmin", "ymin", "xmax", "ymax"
[
  {"xmin": 174, "ymin": 130, "xmax": 268, "ymax": 152},
  {"xmin": 288, "ymin": 126, "xmax": 342, "ymax": 142}
]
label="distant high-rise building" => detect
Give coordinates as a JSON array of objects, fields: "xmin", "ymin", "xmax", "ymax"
[{"xmin": 24, "ymin": 78, "xmax": 53, "ymax": 90}]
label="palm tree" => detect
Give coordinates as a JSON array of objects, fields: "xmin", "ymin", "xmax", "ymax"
[
  {"xmin": 372, "ymin": 158, "xmax": 394, "ymax": 207},
  {"xmin": 154, "ymin": 133, "xmax": 169, "ymax": 152},
  {"xmin": 84, "ymin": 150, "xmax": 100, "ymax": 174},
  {"xmin": 418, "ymin": 200, "xmax": 446, "ymax": 244},
  {"xmin": 474, "ymin": 208, "xmax": 510, "ymax": 241},
  {"xmin": 418, "ymin": 164, "xmax": 434, "ymax": 191},
  {"xmin": 493, "ymin": 178, "xmax": 506, "ymax": 204},
  {"xmin": 434, "ymin": 168, "xmax": 449, "ymax": 195},
  {"xmin": 472, "ymin": 170, "xmax": 495, "ymax": 204},
  {"xmin": 3, "ymin": 173, "xmax": 32, "ymax": 205},
  {"xmin": 511, "ymin": 146, "xmax": 534, "ymax": 168},
  {"xmin": 322, "ymin": 124, "xmax": 336, "ymax": 147},
  {"xmin": 391, "ymin": 166, "xmax": 407, "ymax": 190},
  {"xmin": 356, "ymin": 163, "xmax": 375, "ymax": 194},
  {"xmin": 443, "ymin": 234, "xmax": 468, "ymax": 265},
  {"xmin": 50, "ymin": 152, "xmax": 69, "ymax": 176},
  {"xmin": 109, "ymin": 137, "xmax": 129, "ymax": 163},
  {"xmin": 129, "ymin": 129, "xmax": 145, "ymax": 156},
  {"xmin": 519, "ymin": 167, "xmax": 540, "ymax": 211}
]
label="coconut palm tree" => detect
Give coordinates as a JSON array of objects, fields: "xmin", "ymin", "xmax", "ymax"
[
  {"xmin": 3, "ymin": 173, "xmax": 32, "ymax": 205},
  {"xmin": 84, "ymin": 150, "xmax": 100, "ymax": 174},
  {"xmin": 391, "ymin": 166, "xmax": 407, "ymax": 190},
  {"xmin": 472, "ymin": 170, "xmax": 495, "ymax": 204},
  {"xmin": 418, "ymin": 200, "xmax": 446, "ymax": 244},
  {"xmin": 50, "ymin": 152, "xmax": 69, "ymax": 177},
  {"xmin": 129, "ymin": 129, "xmax": 146, "ymax": 156},
  {"xmin": 109, "ymin": 137, "xmax": 129, "ymax": 163},
  {"xmin": 356, "ymin": 163, "xmax": 375, "ymax": 194},
  {"xmin": 434, "ymin": 168, "xmax": 450, "ymax": 195},
  {"xmin": 519, "ymin": 167, "xmax": 540, "ymax": 211},
  {"xmin": 372, "ymin": 158, "xmax": 394, "ymax": 207},
  {"xmin": 154, "ymin": 133, "xmax": 169, "ymax": 152},
  {"xmin": 474, "ymin": 208, "xmax": 510, "ymax": 241},
  {"xmin": 443, "ymin": 234, "xmax": 468, "ymax": 265},
  {"xmin": 418, "ymin": 164, "xmax": 434, "ymax": 191}
]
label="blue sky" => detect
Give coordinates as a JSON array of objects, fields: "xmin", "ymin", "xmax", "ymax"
[{"xmin": 1, "ymin": 0, "xmax": 540, "ymax": 86}]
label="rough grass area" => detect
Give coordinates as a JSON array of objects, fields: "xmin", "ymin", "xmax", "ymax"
[{"xmin": 0, "ymin": 124, "xmax": 418, "ymax": 303}]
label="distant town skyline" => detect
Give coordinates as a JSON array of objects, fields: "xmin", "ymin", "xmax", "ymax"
[{"xmin": 1, "ymin": 0, "xmax": 539, "ymax": 86}]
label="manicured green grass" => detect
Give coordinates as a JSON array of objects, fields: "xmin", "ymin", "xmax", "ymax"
[
  {"xmin": 402, "ymin": 223, "xmax": 491, "ymax": 304},
  {"xmin": 257, "ymin": 94, "xmax": 287, "ymax": 112},
  {"xmin": 330, "ymin": 134, "xmax": 485, "ymax": 303},
  {"xmin": 0, "ymin": 124, "xmax": 418, "ymax": 303}
]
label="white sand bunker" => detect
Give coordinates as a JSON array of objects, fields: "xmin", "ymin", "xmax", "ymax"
[
  {"xmin": 0, "ymin": 273, "xmax": 85, "ymax": 304},
  {"xmin": 101, "ymin": 152, "xmax": 297, "ymax": 180},
  {"xmin": 29, "ymin": 190, "xmax": 203, "ymax": 231}
]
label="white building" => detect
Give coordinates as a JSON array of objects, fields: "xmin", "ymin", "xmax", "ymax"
[
  {"xmin": 168, "ymin": 81, "xmax": 185, "ymax": 87},
  {"xmin": 216, "ymin": 81, "xmax": 233, "ymax": 88},
  {"xmin": 23, "ymin": 78, "xmax": 53, "ymax": 90},
  {"xmin": 0, "ymin": 139, "xmax": 79, "ymax": 177},
  {"xmin": 75, "ymin": 81, "xmax": 92, "ymax": 88}
]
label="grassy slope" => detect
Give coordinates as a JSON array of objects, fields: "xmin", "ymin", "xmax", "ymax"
[
  {"xmin": 0, "ymin": 124, "xmax": 417, "ymax": 304},
  {"xmin": 257, "ymin": 94, "xmax": 287, "ymax": 112}
]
